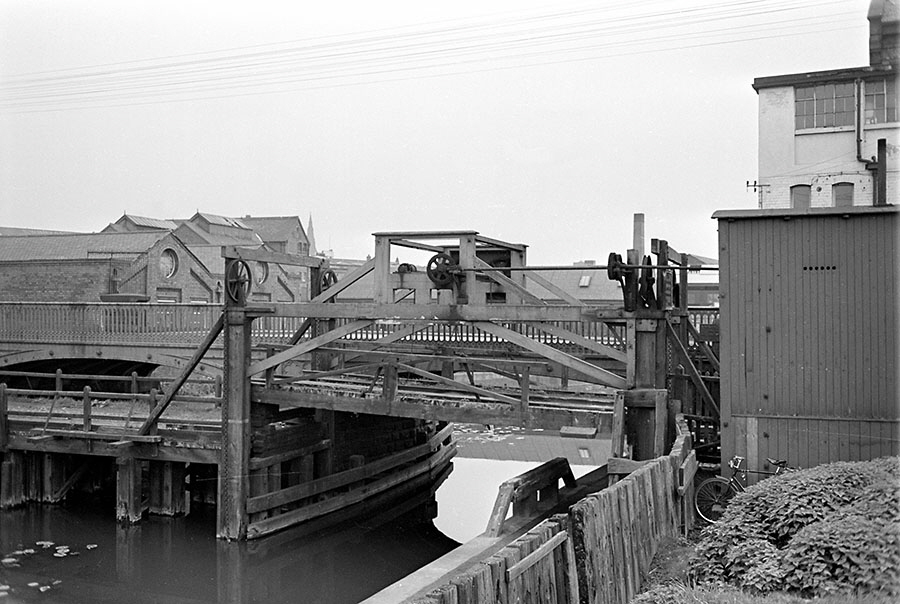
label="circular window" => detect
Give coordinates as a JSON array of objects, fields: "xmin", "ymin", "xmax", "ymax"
[
  {"xmin": 159, "ymin": 249, "xmax": 179, "ymax": 279},
  {"xmin": 256, "ymin": 261, "xmax": 269, "ymax": 284}
]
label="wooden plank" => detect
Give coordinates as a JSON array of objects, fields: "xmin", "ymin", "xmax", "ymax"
[
  {"xmin": 248, "ymin": 439, "xmax": 331, "ymax": 471},
  {"xmin": 506, "ymin": 530, "xmax": 567, "ymax": 582},
  {"xmin": 248, "ymin": 425, "xmax": 452, "ymax": 513},
  {"xmin": 249, "ymin": 319, "xmax": 375, "ymax": 376},
  {"xmin": 607, "ymin": 457, "xmax": 650, "ymax": 476},
  {"xmin": 0, "ymin": 384, "xmax": 7, "ymax": 452},
  {"xmin": 524, "ymin": 322, "xmax": 627, "ymax": 363},
  {"xmin": 676, "ymin": 450, "xmax": 698, "ymax": 497},
  {"xmin": 474, "ymin": 321, "xmax": 626, "ymax": 389},
  {"xmin": 396, "ymin": 363, "xmax": 520, "ymax": 406},
  {"xmin": 43, "ymin": 430, "xmax": 163, "ymax": 443},
  {"xmin": 247, "ymin": 443, "xmax": 454, "ymax": 538},
  {"xmin": 221, "ymin": 245, "xmax": 323, "ymax": 268},
  {"xmin": 610, "ymin": 391, "xmax": 625, "ymax": 458}
]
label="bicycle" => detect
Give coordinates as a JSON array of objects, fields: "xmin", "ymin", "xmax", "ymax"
[{"xmin": 694, "ymin": 455, "xmax": 793, "ymax": 523}]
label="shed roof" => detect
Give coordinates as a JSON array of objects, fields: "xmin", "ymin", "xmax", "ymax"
[
  {"xmin": 240, "ymin": 216, "xmax": 308, "ymax": 244},
  {"xmin": 0, "ymin": 231, "xmax": 169, "ymax": 261},
  {"xmin": 713, "ymin": 205, "xmax": 898, "ymax": 221}
]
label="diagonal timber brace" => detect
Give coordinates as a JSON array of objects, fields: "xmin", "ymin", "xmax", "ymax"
[
  {"xmin": 248, "ymin": 319, "xmax": 375, "ymax": 376},
  {"xmin": 473, "ymin": 321, "xmax": 627, "ymax": 389}
]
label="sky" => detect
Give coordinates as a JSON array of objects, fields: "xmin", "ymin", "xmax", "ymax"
[{"xmin": 0, "ymin": 0, "xmax": 873, "ymax": 266}]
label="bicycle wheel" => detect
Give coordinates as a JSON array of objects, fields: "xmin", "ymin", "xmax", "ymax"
[{"xmin": 694, "ymin": 476, "xmax": 738, "ymax": 523}]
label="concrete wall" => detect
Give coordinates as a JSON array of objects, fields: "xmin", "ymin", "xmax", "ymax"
[{"xmin": 757, "ymin": 84, "xmax": 898, "ymax": 209}]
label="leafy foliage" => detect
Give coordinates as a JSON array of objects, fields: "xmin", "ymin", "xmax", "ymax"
[
  {"xmin": 782, "ymin": 513, "xmax": 900, "ymax": 596},
  {"xmin": 688, "ymin": 456, "xmax": 900, "ymax": 597}
]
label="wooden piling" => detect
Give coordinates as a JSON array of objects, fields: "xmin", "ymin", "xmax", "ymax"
[
  {"xmin": 116, "ymin": 456, "xmax": 143, "ymax": 524},
  {"xmin": 218, "ymin": 308, "xmax": 253, "ymax": 540},
  {"xmin": 149, "ymin": 461, "xmax": 187, "ymax": 516}
]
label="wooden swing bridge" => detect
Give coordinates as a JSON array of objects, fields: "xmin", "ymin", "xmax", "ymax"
[{"xmin": 0, "ymin": 228, "xmax": 720, "ymax": 541}]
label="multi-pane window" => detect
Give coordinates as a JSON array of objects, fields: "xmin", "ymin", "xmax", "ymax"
[
  {"xmin": 864, "ymin": 78, "xmax": 898, "ymax": 124},
  {"xmin": 795, "ymin": 83, "xmax": 855, "ymax": 129}
]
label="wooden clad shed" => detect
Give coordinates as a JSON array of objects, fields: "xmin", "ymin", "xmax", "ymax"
[{"xmin": 714, "ymin": 205, "xmax": 898, "ymax": 474}]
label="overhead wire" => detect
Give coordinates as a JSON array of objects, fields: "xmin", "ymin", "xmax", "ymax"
[{"xmin": 0, "ymin": 0, "xmax": 864, "ymax": 113}]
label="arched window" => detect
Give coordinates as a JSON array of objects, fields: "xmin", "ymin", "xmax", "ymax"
[
  {"xmin": 790, "ymin": 185, "xmax": 811, "ymax": 209},
  {"xmin": 833, "ymin": 182, "xmax": 854, "ymax": 207}
]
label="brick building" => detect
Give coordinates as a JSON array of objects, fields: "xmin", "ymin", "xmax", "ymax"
[
  {"xmin": 753, "ymin": 0, "xmax": 898, "ymax": 209},
  {"xmin": 0, "ymin": 212, "xmax": 311, "ymax": 303}
]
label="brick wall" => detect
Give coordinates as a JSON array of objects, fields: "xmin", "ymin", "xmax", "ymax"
[{"xmin": 0, "ymin": 260, "xmax": 127, "ymax": 301}]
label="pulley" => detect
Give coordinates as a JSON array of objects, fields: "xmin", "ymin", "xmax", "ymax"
[
  {"xmin": 225, "ymin": 259, "xmax": 251, "ymax": 305},
  {"xmin": 426, "ymin": 252, "xmax": 456, "ymax": 288}
]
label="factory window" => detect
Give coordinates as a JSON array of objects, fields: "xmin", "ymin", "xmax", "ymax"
[
  {"xmin": 833, "ymin": 182, "xmax": 854, "ymax": 207},
  {"xmin": 864, "ymin": 78, "xmax": 898, "ymax": 124},
  {"xmin": 795, "ymin": 83, "xmax": 855, "ymax": 129},
  {"xmin": 578, "ymin": 275, "xmax": 591, "ymax": 287},
  {"xmin": 790, "ymin": 185, "xmax": 811, "ymax": 209}
]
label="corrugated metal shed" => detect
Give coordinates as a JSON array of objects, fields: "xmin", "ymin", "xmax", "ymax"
[{"xmin": 714, "ymin": 205, "xmax": 898, "ymax": 473}]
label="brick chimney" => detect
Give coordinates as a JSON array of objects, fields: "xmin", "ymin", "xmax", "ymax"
[{"xmin": 869, "ymin": 0, "xmax": 899, "ymax": 67}]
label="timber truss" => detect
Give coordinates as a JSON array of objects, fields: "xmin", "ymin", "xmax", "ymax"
[{"xmin": 214, "ymin": 230, "xmax": 715, "ymax": 432}]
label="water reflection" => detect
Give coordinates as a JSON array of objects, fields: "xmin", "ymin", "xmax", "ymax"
[{"xmin": 0, "ymin": 501, "xmax": 456, "ymax": 604}]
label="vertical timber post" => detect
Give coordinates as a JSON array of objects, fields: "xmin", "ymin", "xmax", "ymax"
[
  {"xmin": 116, "ymin": 456, "xmax": 143, "ymax": 524},
  {"xmin": 218, "ymin": 307, "xmax": 253, "ymax": 540}
]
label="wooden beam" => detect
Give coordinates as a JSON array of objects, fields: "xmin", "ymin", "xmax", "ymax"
[
  {"xmin": 310, "ymin": 258, "xmax": 375, "ymax": 303},
  {"xmin": 522, "ymin": 271, "xmax": 585, "ymax": 306},
  {"xmin": 473, "ymin": 321, "xmax": 627, "ymax": 389},
  {"xmin": 266, "ymin": 302, "xmax": 605, "ymax": 322},
  {"xmin": 221, "ymin": 245, "xmax": 324, "ymax": 268},
  {"xmin": 665, "ymin": 320, "xmax": 719, "ymax": 416},
  {"xmin": 395, "ymin": 363, "xmax": 521, "ymax": 406},
  {"xmin": 342, "ymin": 323, "xmax": 431, "ymax": 364},
  {"xmin": 473, "ymin": 257, "xmax": 546, "ymax": 305},
  {"xmin": 248, "ymin": 319, "xmax": 374, "ymax": 376},
  {"xmin": 525, "ymin": 322, "xmax": 627, "ymax": 363},
  {"xmin": 685, "ymin": 319, "xmax": 720, "ymax": 372},
  {"xmin": 138, "ymin": 313, "xmax": 224, "ymax": 436}
]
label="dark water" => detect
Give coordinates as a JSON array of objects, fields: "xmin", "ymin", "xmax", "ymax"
[
  {"xmin": 0, "ymin": 456, "xmax": 599, "ymax": 603},
  {"xmin": 0, "ymin": 500, "xmax": 456, "ymax": 604}
]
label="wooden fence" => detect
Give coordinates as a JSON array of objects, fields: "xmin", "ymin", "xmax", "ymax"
[{"xmin": 402, "ymin": 416, "xmax": 696, "ymax": 604}]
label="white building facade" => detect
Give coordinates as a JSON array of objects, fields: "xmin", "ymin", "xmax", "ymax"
[{"xmin": 753, "ymin": 0, "xmax": 898, "ymax": 209}]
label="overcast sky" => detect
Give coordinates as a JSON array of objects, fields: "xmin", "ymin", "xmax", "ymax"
[{"xmin": 0, "ymin": 0, "xmax": 872, "ymax": 265}]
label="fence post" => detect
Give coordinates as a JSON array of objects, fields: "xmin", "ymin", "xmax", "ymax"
[
  {"xmin": 147, "ymin": 389, "xmax": 158, "ymax": 435},
  {"xmin": 82, "ymin": 387, "xmax": 92, "ymax": 432},
  {"xmin": 0, "ymin": 383, "xmax": 8, "ymax": 452}
]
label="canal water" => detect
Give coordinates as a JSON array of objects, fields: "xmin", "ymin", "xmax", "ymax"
[{"xmin": 0, "ymin": 436, "xmax": 605, "ymax": 603}]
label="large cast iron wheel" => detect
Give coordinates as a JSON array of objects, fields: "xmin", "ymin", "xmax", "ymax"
[
  {"xmin": 426, "ymin": 253, "xmax": 455, "ymax": 288},
  {"xmin": 320, "ymin": 269, "xmax": 338, "ymax": 291},
  {"xmin": 225, "ymin": 259, "xmax": 251, "ymax": 305}
]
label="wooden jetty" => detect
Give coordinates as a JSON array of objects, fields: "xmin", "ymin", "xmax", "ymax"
[{"xmin": 1, "ymin": 223, "xmax": 720, "ymax": 543}]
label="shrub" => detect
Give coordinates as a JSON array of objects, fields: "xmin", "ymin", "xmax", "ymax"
[
  {"xmin": 782, "ymin": 513, "xmax": 900, "ymax": 596},
  {"xmin": 689, "ymin": 456, "xmax": 899, "ymax": 596}
]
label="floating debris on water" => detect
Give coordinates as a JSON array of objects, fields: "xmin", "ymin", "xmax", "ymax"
[
  {"xmin": 0, "ymin": 559, "xmax": 16, "ymax": 565},
  {"xmin": 53, "ymin": 552, "xmax": 66, "ymax": 558},
  {"xmin": 27, "ymin": 582, "xmax": 39, "ymax": 588},
  {"xmin": 22, "ymin": 549, "xmax": 35, "ymax": 555},
  {"xmin": 52, "ymin": 581, "xmax": 62, "ymax": 586},
  {"xmin": 0, "ymin": 584, "xmax": 9, "ymax": 590},
  {"xmin": 85, "ymin": 544, "xmax": 98, "ymax": 550},
  {"xmin": 39, "ymin": 586, "xmax": 51, "ymax": 592},
  {"xmin": 35, "ymin": 541, "xmax": 53, "ymax": 548}
]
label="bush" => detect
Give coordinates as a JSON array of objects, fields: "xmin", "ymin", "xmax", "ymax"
[
  {"xmin": 782, "ymin": 513, "xmax": 900, "ymax": 596},
  {"xmin": 689, "ymin": 456, "xmax": 900, "ymax": 596}
]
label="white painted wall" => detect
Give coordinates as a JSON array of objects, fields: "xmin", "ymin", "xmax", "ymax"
[{"xmin": 757, "ymin": 84, "xmax": 899, "ymax": 208}]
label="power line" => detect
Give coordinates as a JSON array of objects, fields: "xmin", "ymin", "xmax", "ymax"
[{"xmin": 0, "ymin": 0, "xmax": 863, "ymax": 113}]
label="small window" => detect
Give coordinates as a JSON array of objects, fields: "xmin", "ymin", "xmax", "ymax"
[
  {"xmin": 795, "ymin": 83, "xmax": 855, "ymax": 129},
  {"xmin": 833, "ymin": 183, "xmax": 854, "ymax": 207},
  {"xmin": 865, "ymin": 78, "xmax": 898, "ymax": 124},
  {"xmin": 578, "ymin": 275, "xmax": 591, "ymax": 288},
  {"xmin": 791, "ymin": 185, "xmax": 811, "ymax": 209}
]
